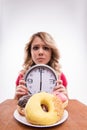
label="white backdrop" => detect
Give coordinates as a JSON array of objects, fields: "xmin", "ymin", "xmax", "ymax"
[{"xmin": 0, "ymin": 0, "xmax": 87, "ymax": 105}]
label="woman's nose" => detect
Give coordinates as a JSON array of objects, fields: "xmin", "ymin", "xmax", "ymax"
[{"xmin": 39, "ymin": 48, "xmax": 43, "ymax": 53}]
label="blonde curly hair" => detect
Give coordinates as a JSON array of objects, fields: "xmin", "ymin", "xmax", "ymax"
[{"xmin": 22, "ymin": 32, "xmax": 61, "ymax": 75}]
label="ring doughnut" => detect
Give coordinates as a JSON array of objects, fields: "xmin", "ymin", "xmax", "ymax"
[
  {"xmin": 25, "ymin": 92, "xmax": 64, "ymax": 125},
  {"xmin": 52, "ymin": 92, "xmax": 68, "ymax": 108},
  {"xmin": 17, "ymin": 94, "xmax": 31, "ymax": 116}
]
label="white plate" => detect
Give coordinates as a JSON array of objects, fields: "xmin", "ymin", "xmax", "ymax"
[{"xmin": 13, "ymin": 109, "xmax": 68, "ymax": 128}]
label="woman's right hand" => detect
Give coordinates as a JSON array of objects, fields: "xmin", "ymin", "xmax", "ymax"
[{"xmin": 14, "ymin": 79, "xmax": 29, "ymax": 100}]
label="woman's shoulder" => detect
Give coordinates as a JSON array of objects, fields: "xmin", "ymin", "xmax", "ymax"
[
  {"xmin": 60, "ymin": 72, "xmax": 68, "ymax": 87},
  {"xmin": 20, "ymin": 69, "xmax": 26, "ymax": 74}
]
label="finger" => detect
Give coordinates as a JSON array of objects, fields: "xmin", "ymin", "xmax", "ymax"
[
  {"xmin": 15, "ymin": 91, "xmax": 28, "ymax": 99},
  {"xmin": 19, "ymin": 79, "xmax": 26, "ymax": 85},
  {"xmin": 53, "ymin": 82, "xmax": 63, "ymax": 90},
  {"xmin": 58, "ymin": 87, "xmax": 67, "ymax": 95},
  {"xmin": 53, "ymin": 84, "xmax": 65, "ymax": 92},
  {"xmin": 17, "ymin": 85, "xmax": 28, "ymax": 93},
  {"xmin": 55, "ymin": 79, "xmax": 63, "ymax": 86}
]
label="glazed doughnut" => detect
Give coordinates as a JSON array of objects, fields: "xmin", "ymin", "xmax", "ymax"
[
  {"xmin": 17, "ymin": 94, "xmax": 31, "ymax": 116},
  {"xmin": 25, "ymin": 92, "xmax": 64, "ymax": 125}
]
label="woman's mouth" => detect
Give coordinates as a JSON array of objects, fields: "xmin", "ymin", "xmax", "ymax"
[{"xmin": 37, "ymin": 58, "xmax": 45, "ymax": 62}]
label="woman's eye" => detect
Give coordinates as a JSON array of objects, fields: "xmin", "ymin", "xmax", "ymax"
[
  {"xmin": 43, "ymin": 46, "xmax": 50, "ymax": 50},
  {"xmin": 32, "ymin": 46, "xmax": 39, "ymax": 50}
]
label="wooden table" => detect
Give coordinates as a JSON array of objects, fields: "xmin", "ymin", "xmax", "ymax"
[{"xmin": 0, "ymin": 99, "xmax": 87, "ymax": 130}]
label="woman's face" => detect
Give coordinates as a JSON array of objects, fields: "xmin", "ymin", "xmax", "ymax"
[{"xmin": 31, "ymin": 36, "xmax": 52, "ymax": 65}]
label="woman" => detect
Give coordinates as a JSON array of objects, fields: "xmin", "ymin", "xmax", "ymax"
[{"xmin": 14, "ymin": 32, "xmax": 68, "ymax": 100}]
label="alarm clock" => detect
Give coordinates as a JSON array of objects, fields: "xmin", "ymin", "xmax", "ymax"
[{"xmin": 24, "ymin": 64, "xmax": 58, "ymax": 94}]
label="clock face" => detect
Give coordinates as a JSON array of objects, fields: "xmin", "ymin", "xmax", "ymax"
[{"xmin": 24, "ymin": 64, "xmax": 57, "ymax": 94}]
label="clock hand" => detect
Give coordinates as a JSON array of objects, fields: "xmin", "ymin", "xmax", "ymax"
[{"xmin": 40, "ymin": 68, "xmax": 42, "ymax": 91}]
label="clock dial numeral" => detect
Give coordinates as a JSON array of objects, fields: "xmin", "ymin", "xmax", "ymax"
[
  {"xmin": 30, "ymin": 73, "xmax": 33, "ymax": 76},
  {"xmin": 29, "ymin": 86, "xmax": 32, "ymax": 89},
  {"xmin": 49, "ymin": 79, "xmax": 56, "ymax": 84},
  {"xmin": 26, "ymin": 78, "xmax": 33, "ymax": 84}
]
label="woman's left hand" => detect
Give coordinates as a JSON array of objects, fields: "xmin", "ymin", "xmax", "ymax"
[{"xmin": 53, "ymin": 79, "xmax": 68, "ymax": 97}]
